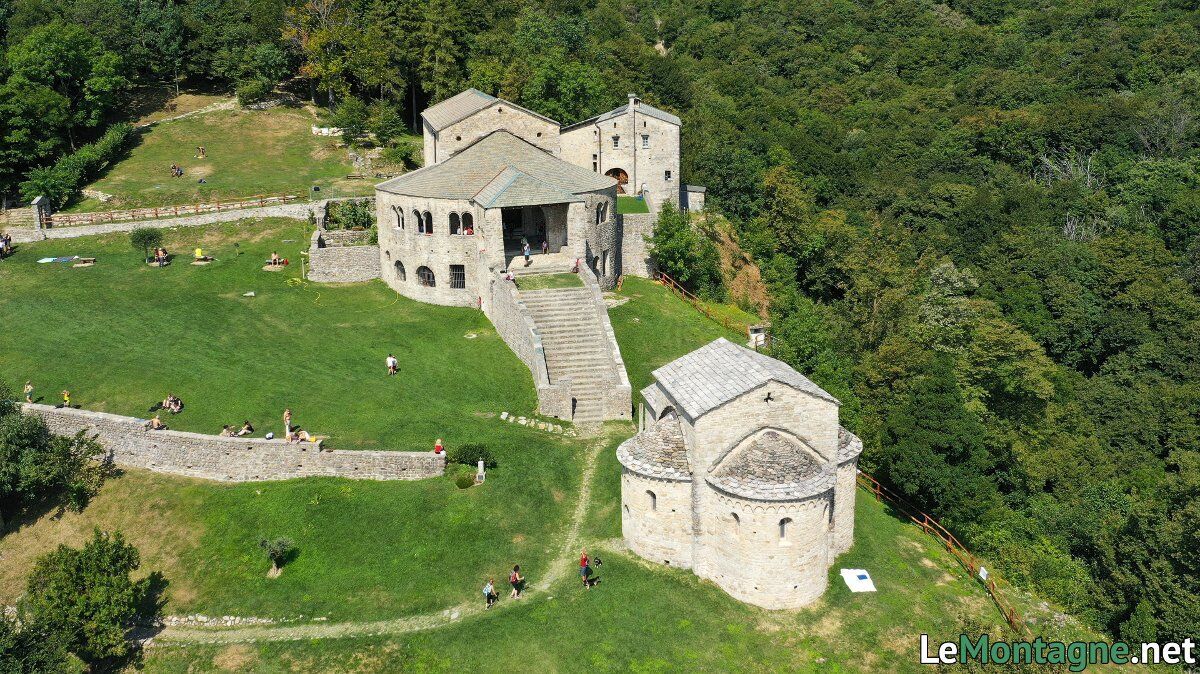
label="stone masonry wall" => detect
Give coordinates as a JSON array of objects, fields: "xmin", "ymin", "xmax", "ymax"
[
  {"xmin": 431, "ymin": 102, "xmax": 559, "ymax": 163},
  {"xmin": 619, "ymin": 211, "xmax": 657, "ymax": 278},
  {"xmin": 577, "ymin": 263, "xmax": 633, "ymax": 420},
  {"xmin": 483, "ymin": 273, "xmax": 571, "ymax": 419},
  {"xmin": 307, "ymin": 230, "xmax": 381, "ymax": 283},
  {"xmin": 24, "ymin": 404, "xmax": 444, "ymax": 482},
  {"xmin": 7, "ymin": 203, "xmax": 321, "ymax": 243}
]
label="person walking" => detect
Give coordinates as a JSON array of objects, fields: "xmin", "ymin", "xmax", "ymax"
[
  {"xmin": 509, "ymin": 565, "xmax": 524, "ymax": 599},
  {"xmin": 386, "ymin": 353, "xmax": 398, "ymax": 376},
  {"xmin": 23, "ymin": 381, "xmax": 33, "ymax": 404},
  {"xmin": 483, "ymin": 578, "xmax": 498, "ymax": 609},
  {"xmin": 522, "ymin": 241, "xmax": 531, "ymax": 265},
  {"xmin": 283, "ymin": 408, "xmax": 292, "ymax": 437}
]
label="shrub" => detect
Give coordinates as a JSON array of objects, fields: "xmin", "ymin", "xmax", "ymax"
[
  {"xmin": 446, "ymin": 442, "xmax": 496, "ymax": 469},
  {"xmin": 19, "ymin": 124, "xmax": 137, "ymax": 209},
  {"xmin": 326, "ymin": 199, "xmax": 375, "ymax": 230},
  {"xmin": 332, "ymin": 97, "xmax": 369, "ymax": 147},
  {"xmin": 236, "ymin": 79, "xmax": 272, "ymax": 107},
  {"xmin": 258, "ymin": 537, "xmax": 295, "ymax": 576},
  {"xmin": 130, "ymin": 227, "xmax": 163, "ymax": 261}
]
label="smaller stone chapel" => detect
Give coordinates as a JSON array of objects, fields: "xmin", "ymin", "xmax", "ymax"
[{"xmin": 618, "ymin": 338, "xmax": 863, "ymax": 609}]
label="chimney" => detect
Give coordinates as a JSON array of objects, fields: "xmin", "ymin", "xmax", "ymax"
[{"xmin": 628, "ymin": 93, "xmax": 640, "ymax": 108}]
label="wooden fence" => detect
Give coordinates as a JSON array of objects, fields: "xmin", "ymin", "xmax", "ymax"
[
  {"xmin": 856, "ymin": 470, "xmax": 1032, "ymax": 638},
  {"xmin": 654, "ymin": 270, "xmax": 753, "ymax": 336},
  {"xmin": 45, "ymin": 194, "xmax": 301, "ymax": 227}
]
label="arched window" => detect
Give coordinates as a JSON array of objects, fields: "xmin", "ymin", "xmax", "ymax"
[
  {"xmin": 779, "ymin": 517, "xmax": 792, "ymax": 540},
  {"xmin": 395, "ymin": 207, "xmax": 404, "ymax": 229},
  {"xmin": 422, "ymin": 211, "xmax": 432, "ymax": 235},
  {"xmin": 731, "ymin": 512, "xmax": 740, "ymax": 526},
  {"xmin": 449, "ymin": 212, "xmax": 460, "ymax": 235},
  {"xmin": 412, "ymin": 210, "xmax": 422, "ymax": 233},
  {"xmin": 595, "ymin": 203, "xmax": 602, "ymax": 225},
  {"xmin": 647, "ymin": 490, "xmax": 657, "ymax": 511},
  {"xmin": 394, "ymin": 260, "xmax": 406, "ymax": 281},
  {"xmin": 417, "ymin": 266, "xmax": 435, "ymax": 287},
  {"xmin": 462, "ymin": 212, "xmax": 474, "ymax": 235}
]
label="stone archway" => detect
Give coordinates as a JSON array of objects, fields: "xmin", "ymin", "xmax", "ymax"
[{"xmin": 605, "ymin": 168, "xmax": 629, "ymax": 194}]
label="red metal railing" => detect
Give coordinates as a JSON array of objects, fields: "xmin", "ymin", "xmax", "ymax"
[
  {"xmin": 46, "ymin": 194, "xmax": 300, "ymax": 227},
  {"xmin": 856, "ymin": 470, "xmax": 1032, "ymax": 638}
]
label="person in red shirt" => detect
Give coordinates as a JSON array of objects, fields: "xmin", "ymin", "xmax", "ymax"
[
  {"xmin": 434, "ymin": 438, "xmax": 444, "ymax": 454},
  {"xmin": 580, "ymin": 549, "xmax": 592, "ymax": 589}
]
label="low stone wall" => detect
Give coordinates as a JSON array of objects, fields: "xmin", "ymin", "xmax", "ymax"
[
  {"xmin": 483, "ymin": 272, "xmax": 571, "ymax": 419},
  {"xmin": 619, "ymin": 211, "xmax": 657, "ymax": 278},
  {"xmin": 315, "ymin": 229, "xmax": 372, "ymax": 247},
  {"xmin": 23, "ymin": 404, "xmax": 444, "ymax": 482},
  {"xmin": 6, "ymin": 202, "xmax": 321, "ymax": 244},
  {"xmin": 307, "ymin": 230, "xmax": 381, "ymax": 283}
]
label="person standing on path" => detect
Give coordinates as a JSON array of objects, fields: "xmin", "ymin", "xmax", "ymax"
[
  {"xmin": 580, "ymin": 549, "xmax": 592, "ymax": 589},
  {"xmin": 283, "ymin": 408, "xmax": 292, "ymax": 437},
  {"xmin": 522, "ymin": 241, "xmax": 531, "ymax": 265},
  {"xmin": 23, "ymin": 381, "xmax": 33, "ymax": 403},
  {"xmin": 483, "ymin": 578, "xmax": 498, "ymax": 609},
  {"xmin": 509, "ymin": 565, "xmax": 524, "ymax": 599},
  {"xmin": 386, "ymin": 353, "xmax": 398, "ymax": 376}
]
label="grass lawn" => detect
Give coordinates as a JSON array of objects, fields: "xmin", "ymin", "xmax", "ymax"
[
  {"xmin": 138, "ymin": 493, "xmax": 1118, "ymax": 673},
  {"xmin": 0, "ymin": 219, "xmax": 543, "ymax": 451},
  {"xmin": 514, "ymin": 273, "xmax": 583, "ymax": 291},
  {"xmin": 616, "ymin": 195, "xmax": 650, "ymax": 214},
  {"xmin": 65, "ymin": 104, "xmax": 374, "ymax": 212}
]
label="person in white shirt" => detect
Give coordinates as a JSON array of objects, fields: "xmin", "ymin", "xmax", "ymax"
[{"xmin": 386, "ymin": 353, "xmax": 398, "ymax": 376}]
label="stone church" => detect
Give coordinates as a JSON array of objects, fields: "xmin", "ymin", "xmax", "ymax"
[
  {"xmin": 618, "ymin": 338, "xmax": 863, "ymax": 609},
  {"xmin": 371, "ymin": 89, "xmax": 699, "ymax": 423}
]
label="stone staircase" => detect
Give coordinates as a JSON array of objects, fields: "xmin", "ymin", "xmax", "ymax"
[{"xmin": 519, "ymin": 285, "xmax": 620, "ymax": 424}]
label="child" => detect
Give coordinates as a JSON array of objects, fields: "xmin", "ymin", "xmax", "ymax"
[
  {"xmin": 23, "ymin": 381, "xmax": 33, "ymax": 404},
  {"xmin": 483, "ymin": 578, "xmax": 498, "ymax": 609},
  {"xmin": 61, "ymin": 390, "xmax": 71, "ymax": 408},
  {"xmin": 509, "ymin": 565, "xmax": 524, "ymax": 599},
  {"xmin": 434, "ymin": 438, "xmax": 444, "ymax": 454}
]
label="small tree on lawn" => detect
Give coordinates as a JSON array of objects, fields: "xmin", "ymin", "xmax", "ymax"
[
  {"xmin": 130, "ymin": 227, "xmax": 163, "ymax": 262},
  {"xmin": 259, "ymin": 537, "xmax": 295, "ymax": 578},
  {"xmin": 332, "ymin": 97, "xmax": 369, "ymax": 147}
]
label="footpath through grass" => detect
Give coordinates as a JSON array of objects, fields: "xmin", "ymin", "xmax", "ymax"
[
  {"xmin": 66, "ymin": 104, "xmax": 373, "ymax": 212},
  {"xmin": 0, "ymin": 218, "xmax": 542, "ymax": 451}
]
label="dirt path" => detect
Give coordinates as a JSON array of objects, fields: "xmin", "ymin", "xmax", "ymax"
[{"xmin": 148, "ymin": 436, "xmax": 608, "ymax": 647}]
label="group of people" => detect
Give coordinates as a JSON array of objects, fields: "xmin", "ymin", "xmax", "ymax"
[
  {"xmin": 220, "ymin": 421, "xmax": 255, "ymax": 437},
  {"xmin": 154, "ymin": 393, "xmax": 184, "ymax": 414},
  {"xmin": 0, "ymin": 231, "xmax": 13, "ymax": 258},
  {"xmin": 169, "ymin": 163, "xmax": 185, "ymax": 178},
  {"xmin": 153, "ymin": 246, "xmax": 170, "ymax": 266},
  {"xmin": 482, "ymin": 549, "xmax": 601, "ymax": 609}
]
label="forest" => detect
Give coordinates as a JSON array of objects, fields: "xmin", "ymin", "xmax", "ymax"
[{"xmin": 1, "ymin": 0, "xmax": 1197, "ymax": 645}]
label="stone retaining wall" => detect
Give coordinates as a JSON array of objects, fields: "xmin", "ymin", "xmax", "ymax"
[
  {"xmin": 578, "ymin": 263, "xmax": 633, "ymax": 420},
  {"xmin": 307, "ymin": 230, "xmax": 381, "ymax": 283},
  {"xmin": 619, "ymin": 211, "xmax": 657, "ymax": 278},
  {"xmin": 483, "ymin": 272, "xmax": 571, "ymax": 418},
  {"xmin": 24, "ymin": 404, "xmax": 444, "ymax": 482},
  {"xmin": 6, "ymin": 202, "xmax": 321, "ymax": 244}
]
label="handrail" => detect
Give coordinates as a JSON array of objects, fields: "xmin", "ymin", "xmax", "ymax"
[
  {"xmin": 856, "ymin": 470, "xmax": 1032, "ymax": 638},
  {"xmin": 653, "ymin": 270, "xmax": 751, "ymax": 336},
  {"xmin": 45, "ymin": 194, "xmax": 301, "ymax": 227}
]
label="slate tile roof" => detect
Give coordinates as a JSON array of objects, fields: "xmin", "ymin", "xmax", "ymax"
[
  {"xmin": 421, "ymin": 89, "xmax": 498, "ymax": 131},
  {"xmin": 473, "ymin": 166, "xmax": 583, "ymax": 208},
  {"xmin": 376, "ymin": 130, "xmax": 615, "ymax": 201},
  {"xmin": 837, "ymin": 425, "xmax": 864, "ymax": 464},
  {"xmin": 562, "ymin": 100, "xmax": 682, "ymax": 131},
  {"xmin": 652, "ymin": 338, "xmax": 839, "ymax": 420},
  {"xmin": 706, "ymin": 430, "xmax": 835, "ymax": 501},
  {"xmin": 616, "ymin": 411, "xmax": 691, "ymax": 481}
]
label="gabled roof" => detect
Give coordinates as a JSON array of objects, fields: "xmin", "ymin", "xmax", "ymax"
[
  {"xmin": 652, "ymin": 338, "xmax": 839, "ymax": 421},
  {"xmin": 562, "ymin": 99, "xmax": 682, "ymax": 132},
  {"xmin": 473, "ymin": 166, "xmax": 583, "ymax": 208},
  {"xmin": 421, "ymin": 88, "xmax": 560, "ymax": 131},
  {"xmin": 706, "ymin": 429, "xmax": 835, "ymax": 501},
  {"xmin": 376, "ymin": 130, "xmax": 615, "ymax": 201},
  {"xmin": 616, "ymin": 411, "xmax": 691, "ymax": 481}
]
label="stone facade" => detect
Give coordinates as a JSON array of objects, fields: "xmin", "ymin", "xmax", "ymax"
[
  {"xmin": 560, "ymin": 94, "xmax": 681, "ymax": 208},
  {"xmin": 618, "ymin": 211, "xmax": 657, "ymax": 278},
  {"xmin": 24, "ymin": 404, "xmax": 445, "ymax": 482},
  {"xmin": 618, "ymin": 339, "xmax": 863, "ymax": 610},
  {"xmin": 425, "ymin": 100, "xmax": 559, "ymax": 165},
  {"xmin": 307, "ymin": 230, "xmax": 382, "ymax": 283}
]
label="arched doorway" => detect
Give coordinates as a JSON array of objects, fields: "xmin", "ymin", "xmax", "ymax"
[{"xmin": 605, "ymin": 168, "xmax": 629, "ymax": 194}]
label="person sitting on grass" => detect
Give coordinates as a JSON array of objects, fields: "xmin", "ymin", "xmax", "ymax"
[
  {"xmin": 220, "ymin": 424, "xmax": 235, "ymax": 437},
  {"xmin": 60, "ymin": 390, "xmax": 71, "ymax": 408},
  {"xmin": 194, "ymin": 247, "xmax": 212, "ymax": 262},
  {"xmin": 269, "ymin": 251, "xmax": 282, "ymax": 266},
  {"xmin": 236, "ymin": 420, "xmax": 254, "ymax": 437},
  {"xmin": 148, "ymin": 414, "xmax": 167, "ymax": 430},
  {"xmin": 163, "ymin": 394, "xmax": 183, "ymax": 414},
  {"xmin": 287, "ymin": 427, "xmax": 312, "ymax": 443}
]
